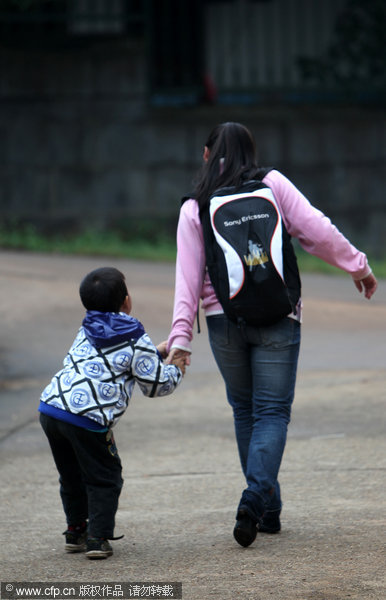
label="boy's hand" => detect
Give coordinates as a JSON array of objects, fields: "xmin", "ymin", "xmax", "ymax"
[{"xmin": 156, "ymin": 340, "xmax": 168, "ymax": 358}]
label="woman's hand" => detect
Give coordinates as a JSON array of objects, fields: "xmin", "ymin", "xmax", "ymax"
[
  {"xmin": 166, "ymin": 348, "xmax": 192, "ymax": 367},
  {"xmin": 171, "ymin": 355, "xmax": 187, "ymax": 376},
  {"xmin": 354, "ymin": 273, "xmax": 378, "ymax": 299}
]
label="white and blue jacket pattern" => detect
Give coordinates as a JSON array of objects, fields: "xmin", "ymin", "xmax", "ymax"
[{"xmin": 39, "ymin": 311, "xmax": 182, "ymax": 430}]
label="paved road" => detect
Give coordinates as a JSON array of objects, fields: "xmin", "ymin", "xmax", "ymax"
[{"xmin": 0, "ymin": 251, "xmax": 385, "ymax": 600}]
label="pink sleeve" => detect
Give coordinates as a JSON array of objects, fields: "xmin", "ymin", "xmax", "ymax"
[
  {"xmin": 167, "ymin": 200, "xmax": 206, "ymax": 353},
  {"xmin": 264, "ymin": 170, "xmax": 371, "ymax": 280}
]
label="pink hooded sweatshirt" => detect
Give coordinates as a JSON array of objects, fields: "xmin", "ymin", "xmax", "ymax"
[{"xmin": 167, "ymin": 169, "xmax": 371, "ymax": 353}]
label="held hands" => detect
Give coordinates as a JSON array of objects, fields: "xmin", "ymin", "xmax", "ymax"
[
  {"xmin": 156, "ymin": 342, "xmax": 190, "ymax": 377},
  {"xmin": 166, "ymin": 347, "xmax": 191, "ymax": 367},
  {"xmin": 166, "ymin": 347, "xmax": 191, "ymax": 377},
  {"xmin": 354, "ymin": 273, "xmax": 378, "ymax": 300},
  {"xmin": 170, "ymin": 354, "xmax": 187, "ymax": 376}
]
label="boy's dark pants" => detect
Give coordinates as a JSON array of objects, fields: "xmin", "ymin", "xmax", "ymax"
[{"xmin": 40, "ymin": 413, "xmax": 123, "ymax": 539}]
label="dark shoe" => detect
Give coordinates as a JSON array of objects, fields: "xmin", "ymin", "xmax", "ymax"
[
  {"xmin": 63, "ymin": 522, "xmax": 87, "ymax": 553},
  {"xmin": 85, "ymin": 537, "xmax": 113, "ymax": 559},
  {"xmin": 233, "ymin": 510, "xmax": 258, "ymax": 547},
  {"xmin": 259, "ymin": 510, "xmax": 281, "ymax": 534}
]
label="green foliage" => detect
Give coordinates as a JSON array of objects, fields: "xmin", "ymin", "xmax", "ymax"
[
  {"xmin": 1, "ymin": 224, "xmax": 385, "ymax": 277},
  {"xmin": 0, "ymin": 224, "xmax": 177, "ymax": 262}
]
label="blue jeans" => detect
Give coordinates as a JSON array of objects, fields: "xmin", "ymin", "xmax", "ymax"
[{"xmin": 206, "ymin": 314, "xmax": 300, "ymax": 522}]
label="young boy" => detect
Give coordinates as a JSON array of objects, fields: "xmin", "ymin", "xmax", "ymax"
[{"xmin": 39, "ymin": 267, "xmax": 185, "ymax": 560}]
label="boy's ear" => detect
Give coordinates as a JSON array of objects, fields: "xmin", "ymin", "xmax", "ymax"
[{"xmin": 121, "ymin": 294, "xmax": 132, "ymax": 314}]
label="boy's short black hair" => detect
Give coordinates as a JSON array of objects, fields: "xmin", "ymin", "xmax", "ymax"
[{"xmin": 79, "ymin": 267, "xmax": 128, "ymax": 313}]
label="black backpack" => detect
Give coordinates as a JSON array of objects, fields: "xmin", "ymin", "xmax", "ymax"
[{"xmin": 196, "ymin": 171, "xmax": 301, "ymax": 327}]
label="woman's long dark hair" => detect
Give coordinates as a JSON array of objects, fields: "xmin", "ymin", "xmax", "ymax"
[{"xmin": 193, "ymin": 122, "xmax": 260, "ymax": 215}]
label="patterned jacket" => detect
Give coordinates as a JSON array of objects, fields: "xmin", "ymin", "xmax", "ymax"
[{"xmin": 39, "ymin": 311, "xmax": 182, "ymax": 430}]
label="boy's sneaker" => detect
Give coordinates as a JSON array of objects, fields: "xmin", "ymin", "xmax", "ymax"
[
  {"xmin": 85, "ymin": 537, "xmax": 113, "ymax": 559},
  {"xmin": 63, "ymin": 523, "xmax": 88, "ymax": 553}
]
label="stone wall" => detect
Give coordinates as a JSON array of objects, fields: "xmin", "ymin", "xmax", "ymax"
[{"xmin": 0, "ymin": 42, "xmax": 385, "ymax": 256}]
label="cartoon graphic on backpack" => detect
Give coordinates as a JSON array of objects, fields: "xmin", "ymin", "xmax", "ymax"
[{"xmin": 201, "ymin": 177, "xmax": 301, "ymax": 328}]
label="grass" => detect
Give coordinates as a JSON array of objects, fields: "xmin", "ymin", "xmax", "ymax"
[
  {"xmin": 1, "ymin": 225, "xmax": 385, "ymax": 277},
  {"xmin": 0, "ymin": 225, "xmax": 177, "ymax": 262}
]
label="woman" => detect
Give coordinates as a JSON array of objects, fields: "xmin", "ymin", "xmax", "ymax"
[{"xmin": 167, "ymin": 122, "xmax": 377, "ymax": 547}]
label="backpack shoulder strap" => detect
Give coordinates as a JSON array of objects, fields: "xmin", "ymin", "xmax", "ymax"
[{"xmin": 255, "ymin": 166, "xmax": 274, "ymax": 181}]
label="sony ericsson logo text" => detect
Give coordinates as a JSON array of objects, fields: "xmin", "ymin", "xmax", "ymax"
[{"xmin": 224, "ymin": 214, "xmax": 270, "ymax": 227}]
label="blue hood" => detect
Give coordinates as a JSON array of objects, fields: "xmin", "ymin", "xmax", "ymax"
[{"xmin": 82, "ymin": 311, "xmax": 145, "ymax": 349}]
